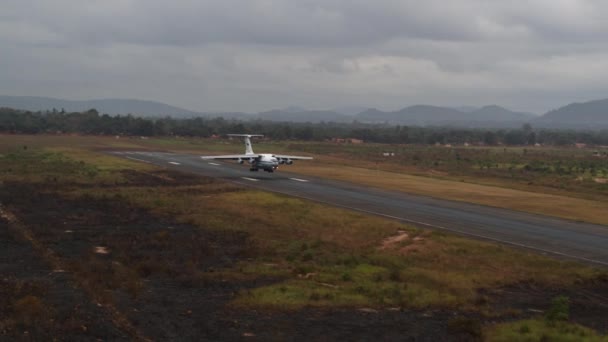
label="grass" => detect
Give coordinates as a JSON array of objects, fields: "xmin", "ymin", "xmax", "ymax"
[
  {"xmin": 1, "ymin": 134, "xmax": 607, "ymax": 338},
  {"xmin": 75, "ymin": 183, "xmax": 603, "ymax": 310},
  {"xmin": 485, "ymin": 319, "xmax": 607, "ymax": 342}
]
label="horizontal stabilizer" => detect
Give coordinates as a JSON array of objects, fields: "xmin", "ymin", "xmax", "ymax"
[
  {"xmin": 227, "ymin": 134, "xmax": 264, "ymax": 138},
  {"xmin": 274, "ymin": 154, "xmax": 313, "ymax": 160}
]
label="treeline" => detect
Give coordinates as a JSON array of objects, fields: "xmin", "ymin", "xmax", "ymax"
[{"xmin": 2, "ymin": 107, "xmax": 608, "ymax": 146}]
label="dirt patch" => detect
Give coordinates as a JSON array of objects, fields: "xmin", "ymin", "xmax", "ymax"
[
  {"xmin": 94, "ymin": 246, "xmax": 110, "ymax": 254},
  {"xmin": 379, "ymin": 231, "xmax": 435, "ymax": 256},
  {"xmin": 379, "ymin": 230, "xmax": 409, "ymax": 250}
]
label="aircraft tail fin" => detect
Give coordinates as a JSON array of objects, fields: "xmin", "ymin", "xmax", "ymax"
[{"xmin": 227, "ymin": 134, "xmax": 263, "ymax": 155}]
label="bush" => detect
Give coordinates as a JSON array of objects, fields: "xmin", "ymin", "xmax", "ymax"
[
  {"xmin": 545, "ymin": 295, "xmax": 569, "ymax": 322},
  {"xmin": 341, "ymin": 272, "xmax": 352, "ymax": 282}
]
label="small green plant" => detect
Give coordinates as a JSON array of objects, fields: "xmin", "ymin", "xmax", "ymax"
[
  {"xmin": 545, "ymin": 295, "xmax": 569, "ymax": 322},
  {"xmin": 341, "ymin": 272, "xmax": 352, "ymax": 282}
]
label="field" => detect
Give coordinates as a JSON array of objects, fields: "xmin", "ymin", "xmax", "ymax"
[{"xmin": 1, "ymin": 134, "xmax": 608, "ymax": 340}]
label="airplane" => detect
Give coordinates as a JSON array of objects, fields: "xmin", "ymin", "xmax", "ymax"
[{"xmin": 200, "ymin": 134, "xmax": 313, "ymax": 172}]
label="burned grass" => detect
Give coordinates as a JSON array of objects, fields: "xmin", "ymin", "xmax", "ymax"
[
  {"xmin": 2, "ymin": 139, "xmax": 608, "ymax": 339},
  {"xmin": 0, "ymin": 206, "xmax": 127, "ymax": 340},
  {"xmin": 1, "ymin": 180, "xmax": 264, "ymax": 339}
]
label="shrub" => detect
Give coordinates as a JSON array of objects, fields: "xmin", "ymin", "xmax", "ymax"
[
  {"xmin": 341, "ymin": 272, "xmax": 352, "ymax": 282},
  {"xmin": 545, "ymin": 295, "xmax": 569, "ymax": 322}
]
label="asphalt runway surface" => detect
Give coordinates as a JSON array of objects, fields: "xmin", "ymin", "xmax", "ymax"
[{"xmin": 111, "ymin": 151, "xmax": 608, "ymax": 266}]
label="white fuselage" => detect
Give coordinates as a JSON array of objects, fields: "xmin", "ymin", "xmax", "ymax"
[{"xmin": 251, "ymin": 154, "xmax": 278, "ymax": 170}]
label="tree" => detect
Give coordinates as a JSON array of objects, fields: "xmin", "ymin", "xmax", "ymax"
[
  {"xmin": 504, "ymin": 130, "xmax": 526, "ymax": 145},
  {"xmin": 484, "ymin": 131, "xmax": 497, "ymax": 145}
]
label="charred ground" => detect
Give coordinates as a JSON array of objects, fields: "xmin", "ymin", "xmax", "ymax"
[{"xmin": 1, "ymin": 139, "xmax": 608, "ymax": 341}]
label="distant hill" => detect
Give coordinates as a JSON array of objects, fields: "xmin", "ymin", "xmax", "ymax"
[
  {"xmin": 255, "ymin": 105, "xmax": 536, "ymax": 127},
  {"xmin": 258, "ymin": 109, "xmax": 351, "ymax": 123},
  {"xmin": 451, "ymin": 106, "xmax": 480, "ymax": 113},
  {"xmin": 0, "ymin": 96, "xmax": 200, "ymax": 117},
  {"xmin": 332, "ymin": 106, "xmax": 371, "ymax": 116},
  {"xmin": 356, "ymin": 108, "xmax": 388, "ymax": 122},
  {"xmin": 535, "ymin": 98, "xmax": 608, "ymax": 128},
  {"xmin": 202, "ymin": 112, "xmax": 253, "ymax": 121},
  {"xmin": 469, "ymin": 105, "xmax": 535, "ymax": 121},
  {"xmin": 355, "ymin": 105, "xmax": 535, "ymax": 127}
]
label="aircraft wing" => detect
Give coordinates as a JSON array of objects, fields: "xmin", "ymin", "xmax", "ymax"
[
  {"xmin": 201, "ymin": 154, "xmax": 259, "ymax": 160},
  {"xmin": 273, "ymin": 154, "xmax": 313, "ymax": 160}
]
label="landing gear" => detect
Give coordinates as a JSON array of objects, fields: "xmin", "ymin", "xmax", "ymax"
[{"xmin": 264, "ymin": 168, "xmax": 274, "ymax": 173}]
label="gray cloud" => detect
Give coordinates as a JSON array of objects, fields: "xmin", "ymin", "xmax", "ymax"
[{"xmin": 2, "ymin": 0, "xmax": 608, "ymax": 113}]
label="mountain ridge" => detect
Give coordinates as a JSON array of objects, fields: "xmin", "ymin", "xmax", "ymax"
[
  {"xmin": 4, "ymin": 95, "xmax": 608, "ymax": 129},
  {"xmin": 534, "ymin": 98, "xmax": 608, "ymax": 128},
  {"xmin": 0, "ymin": 95, "xmax": 200, "ymax": 117}
]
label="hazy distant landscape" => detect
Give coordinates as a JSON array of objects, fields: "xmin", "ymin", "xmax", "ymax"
[{"xmin": 2, "ymin": 95, "xmax": 608, "ymax": 129}]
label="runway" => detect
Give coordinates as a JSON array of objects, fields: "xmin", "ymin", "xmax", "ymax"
[{"xmin": 112, "ymin": 151, "xmax": 608, "ymax": 266}]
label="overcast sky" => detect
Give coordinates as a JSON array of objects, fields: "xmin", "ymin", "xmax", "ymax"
[{"xmin": 2, "ymin": 0, "xmax": 608, "ymax": 114}]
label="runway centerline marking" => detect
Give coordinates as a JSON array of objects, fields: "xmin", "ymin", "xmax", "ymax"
[
  {"xmin": 168, "ymin": 162, "xmax": 181, "ymax": 165},
  {"xmin": 126, "ymin": 157, "xmax": 151, "ymax": 164},
  {"xmin": 289, "ymin": 178, "xmax": 309, "ymax": 182},
  {"xmin": 241, "ymin": 177, "xmax": 259, "ymax": 182},
  {"xmin": 209, "ymin": 162, "xmax": 221, "ymax": 166}
]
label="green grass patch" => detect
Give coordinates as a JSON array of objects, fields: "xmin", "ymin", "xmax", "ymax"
[{"xmin": 485, "ymin": 319, "xmax": 607, "ymax": 342}]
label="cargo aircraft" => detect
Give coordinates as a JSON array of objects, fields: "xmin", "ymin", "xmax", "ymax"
[{"xmin": 200, "ymin": 134, "xmax": 313, "ymax": 172}]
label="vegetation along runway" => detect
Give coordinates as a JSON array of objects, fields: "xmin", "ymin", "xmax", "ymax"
[{"xmin": 112, "ymin": 151, "xmax": 608, "ymax": 266}]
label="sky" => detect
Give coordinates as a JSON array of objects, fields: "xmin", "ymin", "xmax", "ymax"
[{"xmin": 2, "ymin": 0, "xmax": 608, "ymax": 114}]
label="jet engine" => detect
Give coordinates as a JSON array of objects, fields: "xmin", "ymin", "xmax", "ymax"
[
  {"xmin": 237, "ymin": 158, "xmax": 244, "ymax": 164},
  {"xmin": 285, "ymin": 159, "xmax": 293, "ymax": 165}
]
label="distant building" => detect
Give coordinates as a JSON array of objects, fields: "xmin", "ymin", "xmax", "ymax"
[{"xmin": 575, "ymin": 143, "xmax": 587, "ymax": 148}]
